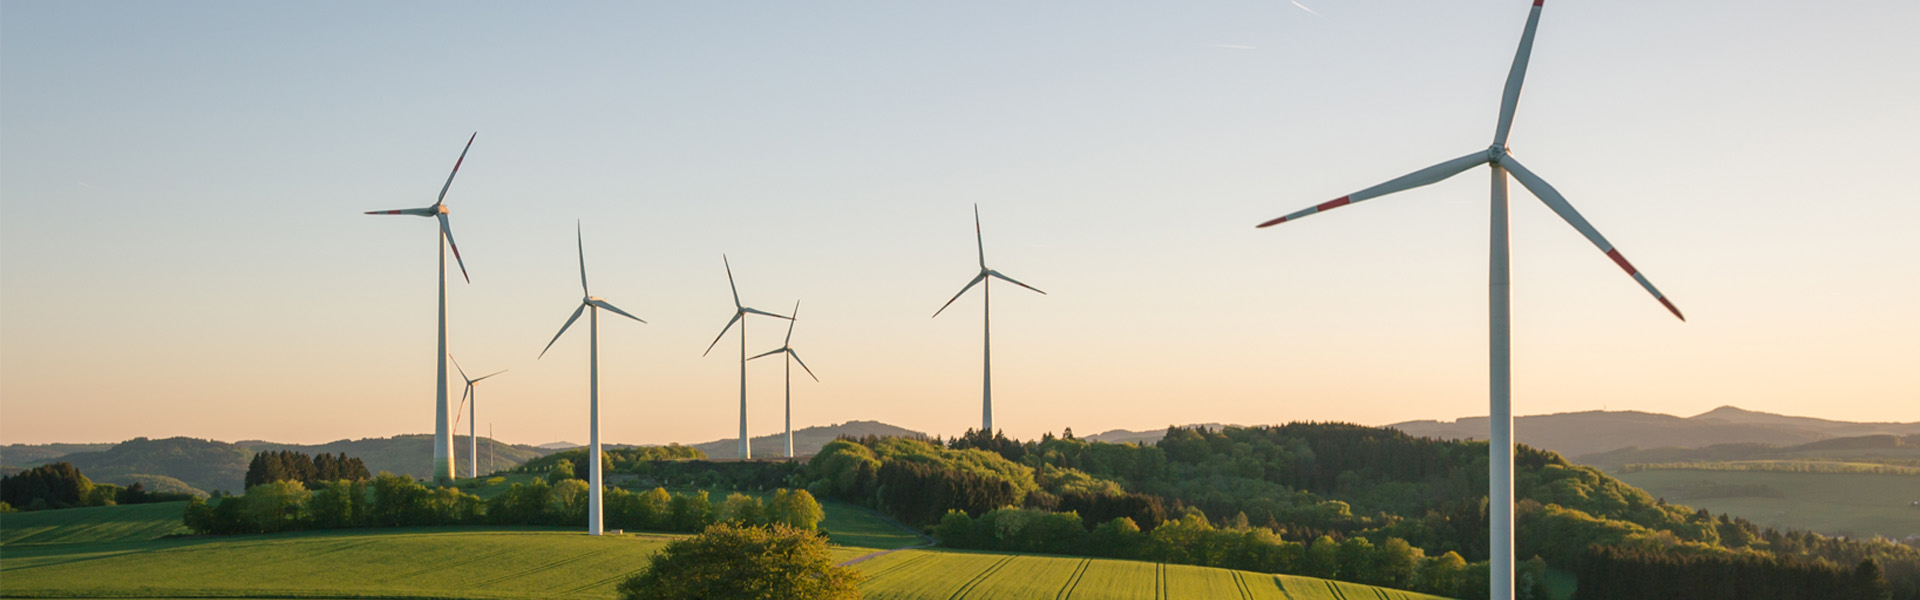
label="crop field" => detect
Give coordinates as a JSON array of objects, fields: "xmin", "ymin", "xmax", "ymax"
[
  {"xmin": 1616, "ymin": 469, "xmax": 1920, "ymax": 539},
  {"xmin": 0, "ymin": 501, "xmax": 190, "ymax": 545},
  {"xmin": 2, "ymin": 503, "xmax": 1449, "ymax": 600},
  {"xmin": 852, "ymin": 549, "xmax": 1452, "ymax": 600}
]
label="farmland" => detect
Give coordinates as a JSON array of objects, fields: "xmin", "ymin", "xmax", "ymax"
[
  {"xmin": 0, "ymin": 500, "xmax": 1448, "ymax": 600},
  {"xmin": 1615, "ymin": 469, "xmax": 1920, "ymax": 539}
]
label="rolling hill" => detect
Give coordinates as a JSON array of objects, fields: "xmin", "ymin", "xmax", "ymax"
[
  {"xmin": 1390, "ymin": 406, "xmax": 1920, "ymax": 460},
  {"xmin": 22, "ymin": 435, "xmax": 555, "ymax": 493},
  {"xmin": 691, "ymin": 420, "xmax": 930, "ymax": 459}
]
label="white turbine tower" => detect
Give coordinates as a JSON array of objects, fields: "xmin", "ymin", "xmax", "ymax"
[
  {"xmin": 449, "ymin": 355, "xmax": 506, "ymax": 479},
  {"xmin": 539, "ymin": 223, "xmax": 646, "ymax": 536},
  {"xmin": 748, "ymin": 300, "xmax": 819, "ymax": 459},
  {"xmin": 933, "ymin": 205, "xmax": 1046, "ymax": 436},
  {"xmin": 1254, "ymin": 3, "xmax": 1683, "ymax": 598},
  {"xmin": 364, "ymin": 132, "xmax": 477, "ymax": 485},
  {"xmin": 703, "ymin": 256, "xmax": 791, "ymax": 460}
]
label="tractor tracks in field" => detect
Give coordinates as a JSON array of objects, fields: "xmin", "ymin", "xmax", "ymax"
[
  {"xmin": 946, "ymin": 554, "xmax": 1016, "ymax": 600},
  {"xmin": 1053, "ymin": 557, "xmax": 1093, "ymax": 599}
]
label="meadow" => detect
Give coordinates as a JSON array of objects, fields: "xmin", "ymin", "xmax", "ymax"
[
  {"xmin": 1615, "ymin": 469, "xmax": 1920, "ymax": 539},
  {"xmin": 0, "ymin": 499, "xmax": 1447, "ymax": 599}
]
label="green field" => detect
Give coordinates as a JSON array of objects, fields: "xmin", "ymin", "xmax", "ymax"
[
  {"xmin": 1615, "ymin": 469, "xmax": 1920, "ymax": 539},
  {"xmin": 854, "ymin": 549, "xmax": 1453, "ymax": 600},
  {"xmin": 2, "ymin": 502, "xmax": 1448, "ymax": 599}
]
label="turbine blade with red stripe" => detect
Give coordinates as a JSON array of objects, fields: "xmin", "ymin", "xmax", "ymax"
[
  {"xmin": 438, "ymin": 213, "xmax": 470, "ymax": 283},
  {"xmin": 435, "ymin": 132, "xmax": 476, "ymax": 207},
  {"xmin": 789, "ymin": 349, "xmax": 819, "ymax": 382},
  {"xmin": 1501, "ymin": 155, "xmax": 1684, "ymax": 321},
  {"xmin": 1494, "ymin": 1, "xmax": 1545, "ymax": 147},
  {"xmin": 933, "ymin": 272, "xmax": 987, "ymax": 318},
  {"xmin": 1257, "ymin": 152, "xmax": 1488, "ymax": 228},
  {"xmin": 365, "ymin": 207, "xmax": 436, "ymax": 217},
  {"xmin": 987, "ymin": 270, "xmax": 1046, "ymax": 295}
]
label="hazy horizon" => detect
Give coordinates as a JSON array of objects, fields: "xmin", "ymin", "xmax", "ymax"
[{"xmin": 4, "ymin": 1, "xmax": 1915, "ymax": 447}]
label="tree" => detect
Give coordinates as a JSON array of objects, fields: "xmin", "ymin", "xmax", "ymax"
[
  {"xmin": 616, "ymin": 523, "xmax": 862, "ymax": 600},
  {"xmin": 242, "ymin": 480, "xmax": 311, "ymax": 532},
  {"xmin": 1, "ymin": 462, "xmax": 93, "ymax": 509},
  {"xmin": 765, "ymin": 489, "xmax": 825, "ymax": 531},
  {"xmin": 717, "ymin": 493, "xmax": 765, "ymax": 525}
]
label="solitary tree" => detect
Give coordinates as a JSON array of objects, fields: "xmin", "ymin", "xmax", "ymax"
[{"xmin": 617, "ymin": 523, "xmax": 861, "ymax": 600}]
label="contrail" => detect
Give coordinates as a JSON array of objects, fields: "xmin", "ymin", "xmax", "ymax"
[{"xmin": 1291, "ymin": 0, "xmax": 1320, "ymax": 16}]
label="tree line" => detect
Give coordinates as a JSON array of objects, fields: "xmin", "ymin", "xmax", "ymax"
[
  {"xmin": 243, "ymin": 450, "xmax": 371, "ymax": 489},
  {"xmin": 1, "ymin": 462, "xmax": 196, "ymax": 511},
  {"xmin": 184, "ymin": 471, "xmax": 822, "ymax": 536}
]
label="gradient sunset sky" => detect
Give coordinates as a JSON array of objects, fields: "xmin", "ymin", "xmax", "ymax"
[{"xmin": 3, "ymin": 0, "xmax": 1915, "ymax": 447}]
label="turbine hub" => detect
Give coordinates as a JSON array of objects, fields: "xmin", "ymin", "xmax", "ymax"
[
  {"xmin": 1488, "ymin": 145, "xmax": 1507, "ymax": 166},
  {"xmin": 437, "ymin": 205, "xmax": 451, "ymax": 214}
]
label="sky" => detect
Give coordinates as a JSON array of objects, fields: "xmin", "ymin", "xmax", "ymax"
[{"xmin": 3, "ymin": 0, "xmax": 1916, "ymax": 447}]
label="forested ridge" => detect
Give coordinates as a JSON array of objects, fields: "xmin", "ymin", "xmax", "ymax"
[{"xmin": 804, "ymin": 423, "xmax": 1918, "ymax": 599}]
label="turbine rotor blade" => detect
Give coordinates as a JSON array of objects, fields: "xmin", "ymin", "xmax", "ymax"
[
  {"xmin": 703, "ymin": 312, "xmax": 742, "ymax": 357},
  {"xmin": 932, "ymin": 272, "xmax": 988, "ymax": 318},
  {"xmin": 723, "ymin": 255, "xmax": 742, "ymax": 309},
  {"xmin": 973, "ymin": 204, "xmax": 986, "ymax": 270},
  {"xmin": 789, "ymin": 350, "xmax": 819, "ymax": 382},
  {"xmin": 784, "ymin": 300, "xmax": 800, "ymax": 346},
  {"xmin": 436, "ymin": 132, "xmax": 477, "ymax": 207},
  {"xmin": 1257, "ymin": 152, "xmax": 1489, "ymax": 228},
  {"xmin": 364, "ymin": 207, "xmax": 436, "ymax": 217},
  {"xmin": 1494, "ymin": 2, "xmax": 1546, "ymax": 148},
  {"xmin": 454, "ymin": 385, "xmax": 471, "ymax": 426},
  {"xmin": 590, "ymin": 299, "xmax": 647, "ymax": 324},
  {"xmin": 539, "ymin": 304, "xmax": 588, "ymax": 359},
  {"xmin": 1501, "ymin": 155, "xmax": 1685, "ymax": 321},
  {"xmin": 748, "ymin": 347, "xmax": 786, "ymax": 361},
  {"xmin": 741, "ymin": 306, "xmax": 791, "ymax": 320},
  {"xmin": 438, "ymin": 213, "xmax": 470, "ymax": 283},
  {"xmin": 576, "ymin": 221, "xmax": 589, "ymax": 296},
  {"xmin": 473, "ymin": 369, "xmax": 508, "ymax": 383},
  {"xmin": 987, "ymin": 270, "xmax": 1046, "ymax": 295},
  {"xmin": 449, "ymin": 354, "xmax": 471, "ymax": 382}
]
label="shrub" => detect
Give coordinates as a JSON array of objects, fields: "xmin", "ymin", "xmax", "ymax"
[{"xmin": 616, "ymin": 523, "xmax": 861, "ymax": 600}]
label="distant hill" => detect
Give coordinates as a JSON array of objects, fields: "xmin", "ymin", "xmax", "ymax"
[
  {"xmin": 536, "ymin": 441, "xmax": 580, "ymax": 450},
  {"xmin": 1, "ymin": 443, "xmax": 114, "ymax": 467},
  {"xmin": 1578, "ymin": 433, "xmax": 1920, "ymax": 471},
  {"xmin": 692, "ymin": 420, "xmax": 929, "ymax": 459},
  {"xmin": 1081, "ymin": 423, "xmax": 1235, "ymax": 445},
  {"xmin": 22, "ymin": 435, "xmax": 556, "ymax": 493},
  {"xmin": 1389, "ymin": 406, "xmax": 1920, "ymax": 462}
]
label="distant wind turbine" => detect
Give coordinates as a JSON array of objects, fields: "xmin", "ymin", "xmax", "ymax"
[
  {"xmin": 538, "ymin": 223, "xmax": 646, "ymax": 536},
  {"xmin": 933, "ymin": 205, "xmax": 1045, "ymax": 435},
  {"xmin": 749, "ymin": 300, "xmax": 819, "ymax": 459},
  {"xmin": 702, "ymin": 256, "xmax": 791, "ymax": 460},
  {"xmin": 364, "ymin": 132, "xmax": 477, "ymax": 485},
  {"xmin": 449, "ymin": 355, "xmax": 506, "ymax": 479},
  {"xmin": 1253, "ymin": 3, "xmax": 1683, "ymax": 598}
]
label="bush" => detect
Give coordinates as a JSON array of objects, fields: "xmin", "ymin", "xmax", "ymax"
[{"xmin": 616, "ymin": 523, "xmax": 861, "ymax": 600}]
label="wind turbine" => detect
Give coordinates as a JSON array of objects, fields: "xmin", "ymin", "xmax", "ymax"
[
  {"xmin": 748, "ymin": 300, "xmax": 819, "ymax": 459},
  {"xmin": 539, "ymin": 223, "xmax": 646, "ymax": 536},
  {"xmin": 933, "ymin": 205, "xmax": 1046, "ymax": 435},
  {"xmin": 364, "ymin": 132, "xmax": 477, "ymax": 485},
  {"xmin": 450, "ymin": 355, "xmax": 506, "ymax": 479},
  {"xmin": 702, "ymin": 256, "xmax": 791, "ymax": 460},
  {"xmin": 1253, "ymin": 3, "xmax": 1683, "ymax": 598}
]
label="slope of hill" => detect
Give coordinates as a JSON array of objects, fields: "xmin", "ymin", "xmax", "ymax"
[
  {"xmin": 1579, "ymin": 434, "xmax": 1920, "ymax": 471},
  {"xmin": 1389, "ymin": 407, "xmax": 1920, "ymax": 460},
  {"xmin": 239, "ymin": 434, "xmax": 551, "ymax": 481},
  {"xmin": 51, "ymin": 437, "xmax": 254, "ymax": 494},
  {"xmin": 693, "ymin": 420, "xmax": 928, "ymax": 459},
  {"xmin": 1082, "ymin": 423, "xmax": 1234, "ymax": 445},
  {"xmin": 0, "ymin": 442, "xmax": 114, "ymax": 467}
]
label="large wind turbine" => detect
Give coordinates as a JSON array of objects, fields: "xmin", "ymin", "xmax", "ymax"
[
  {"xmin": 1254, "ymin": 3, "xmax": 1683, "ymax": 598},
  {"xmin": 449, "ymin": 355, "xmax": 506, "ymax": 479},
  {"xmin": 933, "ymin": 205, "xmax": 1046, "ymax": 435},
  {"xmin": 702, "ymin": 256, "xmax": 791, "ymax": 460},
  {"xmin": 539, "ymin": 223, "xmax": 646, "ymax": 536},
  {"xmin": 364, "ymin": 133, "xmax": 477, "ymax": 484},
  {"xmin": 749, "ymin": 300, "xmax": 819, "ymax": 459}
]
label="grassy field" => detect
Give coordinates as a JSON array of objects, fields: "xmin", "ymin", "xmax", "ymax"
[
  {"xmin": 0, "ymin": 501, "xmax": 190, "ymax": 545},
  {"xmin": 853, "ymin": 549, "xmax": 1454, "ymax": 600},
  {"xmin": 1616, "ymin": 469, "xmax": 1920, "ymax": 539},
  {"xmin": 2, "ymin": 502, "xmax": 1450, "ymax": 600}
]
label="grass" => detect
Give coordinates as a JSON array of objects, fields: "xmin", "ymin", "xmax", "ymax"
[
  {"xmin": 2, "ymin": 503, "xmax": 1454, "ymax": 600},
  {"xmin": 0, "ymin": 502, "xmax": 190, "ymax": 546},
  {"xmin": 1615, "ymin": 469, "xmax": 1920, "ymax": 539},
  {"xmin": 853, "ymin": 548, "xmax": 1454, "ymax": 600}
]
